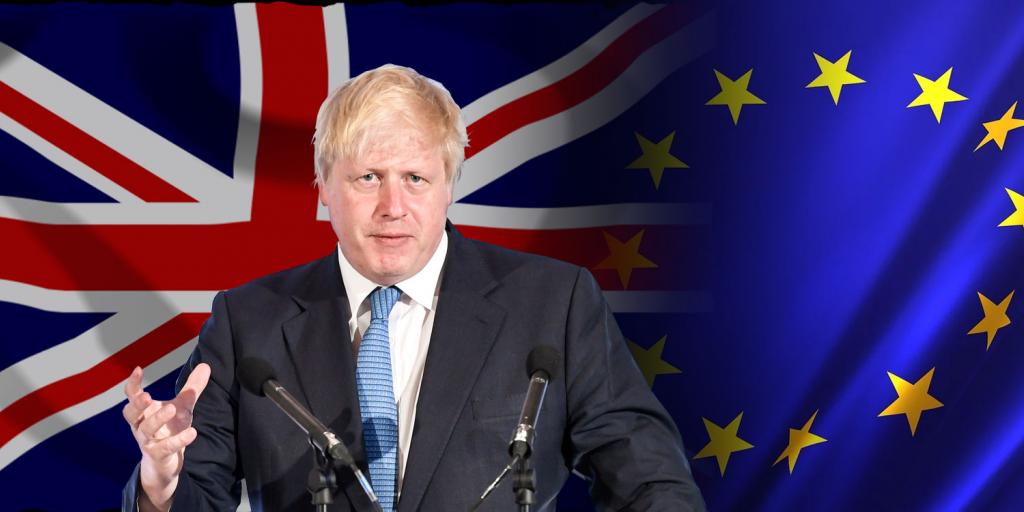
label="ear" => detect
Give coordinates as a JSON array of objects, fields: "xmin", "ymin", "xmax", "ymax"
[
  {"xmin": 446, "ymin": 176, "xmax": 455, "ymax": 206},
  {"xmin": 318, "ymin": 180, "xmax": 330, "ymax": 206}
]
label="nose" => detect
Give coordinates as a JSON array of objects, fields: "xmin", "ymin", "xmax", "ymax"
[{"xmin": 375, "ymin": 178, "xmax": 407, "ymax": 219}]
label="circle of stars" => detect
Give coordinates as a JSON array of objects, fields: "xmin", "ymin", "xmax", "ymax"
[{"xmin": 608, "ymin": 44, "xmax": 1024, "ymax": 479}]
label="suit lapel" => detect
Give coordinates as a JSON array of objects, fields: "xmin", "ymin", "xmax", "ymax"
[
  {"xmin": 398, "ymin": 226, "xmax": 506, "ymax": 511},
  {"xmin": 281, "ymin": 253, "xmax": 370, "ymax": 508}
]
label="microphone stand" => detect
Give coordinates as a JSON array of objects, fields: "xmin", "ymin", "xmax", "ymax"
[
  {"xmin": 237, "ymin": 359, "xmax": 381, "ymax": 511},
  {"xmin": 307, "ymin": 438, "xmax": 338, "ymax": 512},
  {"xmin": 470, "ymin": 454, "xmax": 520, "ymax": 511},
  {"xmin": 512, "ymin": 456, "xmax": 535, "ymax": 512},
  {"xmin": 471, "ymin": 347, "xmax": 560, "ymax": 512},
  {"xmin": 305, "ymin": 436, "xmax": 382, "ymax": 512},
  {"xmin": 471, "ymin": 437, "xmax": 539, "ymax": 512}
]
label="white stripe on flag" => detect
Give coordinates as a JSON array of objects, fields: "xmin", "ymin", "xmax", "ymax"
[
  {"xmin": 447, "ymin": 202, "xmax": 711, "ymax": 229},
  {"xmin": 454, "ymin": 12, "xmax": 716, "ymax": 202}
]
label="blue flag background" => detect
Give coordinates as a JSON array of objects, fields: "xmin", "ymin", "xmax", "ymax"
[{"xmin": 632, "ymin": 0, "xmax": 1024, "ymax": 510}]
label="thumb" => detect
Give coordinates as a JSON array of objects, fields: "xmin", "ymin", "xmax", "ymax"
[{"xmin": 177, "ymin": 362, "xmax": 211, "ymax": 410}]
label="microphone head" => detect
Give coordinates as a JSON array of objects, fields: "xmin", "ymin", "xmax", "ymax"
[
  {"xmin": 237, "ymin": 357, "xmax": 276, "ymax": 397},
  {"xmin": 527, "ymin": 346, "xmax": 561, "ymax": 380}
]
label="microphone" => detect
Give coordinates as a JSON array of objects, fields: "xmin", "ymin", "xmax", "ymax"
[
  {"xmin": 237, "ymin": 358, "xmax": 380, "ymax": 510},
  {"xmin": 509, "ymin": 346, "xmax": 561, "ymax": 459},
  {"xmin": 473, "ymin": 347, "xmax": 562, "ymax": 511}
]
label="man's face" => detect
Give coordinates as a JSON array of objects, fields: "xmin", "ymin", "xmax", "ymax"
[{"xmin": 319, "ymin": 125, "xmax": 452, "ymax": 286}]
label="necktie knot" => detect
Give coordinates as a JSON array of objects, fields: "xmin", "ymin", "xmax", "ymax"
[{"xmin": 370, "ymin": 286, "xmax": 400, "ymax": 321}]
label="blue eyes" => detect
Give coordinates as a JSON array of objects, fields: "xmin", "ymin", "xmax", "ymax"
[{"xmin": 355, "ymin": 174, "xmax": 427, "ymax": 185}]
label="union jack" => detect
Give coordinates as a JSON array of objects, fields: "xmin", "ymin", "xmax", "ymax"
[{"xmin": 0, "ymin": 3, "xmax": 711, "ymax": 508}]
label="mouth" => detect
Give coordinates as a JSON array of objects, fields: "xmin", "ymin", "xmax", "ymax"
[{"xmin": 369, "ymin": 233, "xmax": 413, "ymax": 246}]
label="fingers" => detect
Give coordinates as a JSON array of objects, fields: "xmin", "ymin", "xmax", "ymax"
[
  {"xmin": 124, "ymin": 367, "xmax": 148, "ymax": 410},
  {"xmin": 137, "ymin": 425, "xmax": 196, "ymax": 508},
  {"xmin": 122, "ymin": 367, "xmax": 155, "ymax": 426},
  {"xmin": 147, "ymin": 427, "xmax": 198, "ymax": 460},
  {"xmin": 124, "ymin": 365, "xmax": 204, "ymax": 494},
  {"xmin": 138, "ymin": 403, "xmax": 177, "ymax": 440},
  {"xmin": 127, "ymin": 369, "xmax": 149, "ymax": 398},
  {"xmin": 122, "ymin": 402, "xmax": 137, "ymax": 426},
  {"xmin": 177, "ymin": 363, "xmax": 211, "ymax": 410},
  {"xmin": 124, "ymin": 366, "xmax": 143, "ymax": 398}
]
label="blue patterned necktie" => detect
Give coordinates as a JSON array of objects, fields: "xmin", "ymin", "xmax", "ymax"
[{"xmin": 357, "ymin": 286, "xmax": 401, "ymax": 511}]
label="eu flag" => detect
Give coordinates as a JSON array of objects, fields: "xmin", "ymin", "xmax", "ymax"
[{"xmin": 598, "ymin": 0, "xmax": 1024, "ymax": 510}]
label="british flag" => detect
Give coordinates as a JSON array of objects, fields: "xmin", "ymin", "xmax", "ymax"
[{"xmin": 0, "ymin": 3, "xmax": 712, "ymax": 509}]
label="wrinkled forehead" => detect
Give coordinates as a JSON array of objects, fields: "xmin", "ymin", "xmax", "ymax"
[{"xmin": 352, "ymin": 118, "xmax": 444, "ymax": 165}]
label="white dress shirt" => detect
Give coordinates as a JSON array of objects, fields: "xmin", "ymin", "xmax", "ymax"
[{"xmin": 336, "ymin": 232, "xmax": 447, "ymax": 494}]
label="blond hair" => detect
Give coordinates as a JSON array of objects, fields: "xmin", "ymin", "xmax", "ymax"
[{"xmin": 312, "ymin": 64, "xmax": 468, "ymax": 185}]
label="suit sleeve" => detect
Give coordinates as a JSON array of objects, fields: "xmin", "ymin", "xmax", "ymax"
[
  {"xmin": 563, "ymin": 267, "xmax": 706, "ymax": 511},
  {"xmin": 122, "ymin": 291, "xmax": 243, "ymax": 511}
]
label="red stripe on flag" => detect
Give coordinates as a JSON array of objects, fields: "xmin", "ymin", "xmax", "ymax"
[
  {"xmin": 458, "ymin": 224, "xmax": 711, "ymax": 291},
  {"xmin": 464, "ymin": 2, "xmax": 698, "ymax": 160},
  {"xmin": 0, "ymin": 220, "xmax": 335, "ymax": 291},
  {"xmin": 0, "ymin": 221, "xmax": 707, "ymax": 291},
  {"xmin": 0, "ymin": 81, "xmax": 196, "ymax": 203},
  {"xmin": 0, "ymin": 313, "xmax": 208, "ymax": 450},
  {"xmin": 249, "ymin": 4, "xmax": 329, "ymax": 225}
]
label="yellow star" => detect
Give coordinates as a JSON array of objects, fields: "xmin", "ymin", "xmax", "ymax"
[
  {"xmin": 627, "ymin": 335, "xmax": 682, "ymax": 387},
  {"xmin": 694, "ymin": 412, "xmax": 755, "ymax": 476},
  {"xmin": 878, "ymin": 368, "xmax": 944, "ymax": 436},
  {"xmin": 906, "ymin": 67, "xmax": 967, "ymax": 123},
  {"xmin": 998, "ymin": 188, "xmax": 1024, "ymax": 228},
  {"xmin": 806, "ymin": 50, "xmax": 866, "ymax": 105},
  {"xmin": 968, "ymin": 290, "xmax": 1014, "ymax": 350},
  {"xmin": 773, "ymin": 410, "xmax": 827, "ymax": 473},
  {"xmin": 626, "ymin": 131, "xmax": 688, "ymax": 189},
  {"xmin": 706, "ymin": 69, "xmax": 766, "ymax": 124},
  {"xmin": 976, "ymin": 102, "xmax": 1024, "ymax": 151},
  {"xmin": 594, "ymin": 229, "xmax": 657, "ymax": 289}
]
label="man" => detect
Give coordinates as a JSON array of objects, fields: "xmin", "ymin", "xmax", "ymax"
[{"xmin": 122, "ymin": 64, "xmax": 705, "ymax": 511}]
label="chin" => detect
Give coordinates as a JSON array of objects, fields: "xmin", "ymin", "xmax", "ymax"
[{"xmin": 369, "ymin": 263, "xmax": 411, "ymax": 282}]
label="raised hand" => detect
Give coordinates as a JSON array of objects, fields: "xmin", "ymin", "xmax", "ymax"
[{"xmin": 122, "ymin": 363, "xmax": 211, "ymax": 512}]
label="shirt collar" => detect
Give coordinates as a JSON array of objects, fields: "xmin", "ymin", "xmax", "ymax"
[{"xmin": 336, "ymin": 231, "xmax": 448, "ymax": 315}]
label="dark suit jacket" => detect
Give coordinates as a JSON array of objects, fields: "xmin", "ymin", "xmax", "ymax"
[{"xmin": 123, "ymin": 224, "xmax": 705, "ymax": 511}]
